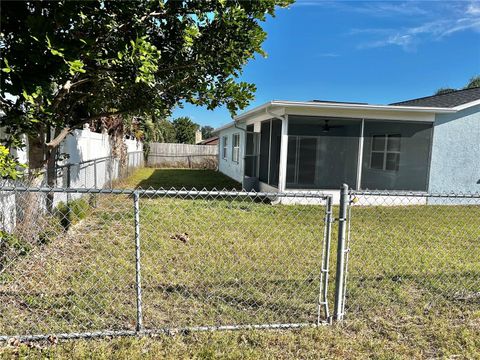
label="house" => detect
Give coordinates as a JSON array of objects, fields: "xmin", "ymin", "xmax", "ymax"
[{"xmin": 214, "ymin": 87, "xmax": 480, "ymax": 196}]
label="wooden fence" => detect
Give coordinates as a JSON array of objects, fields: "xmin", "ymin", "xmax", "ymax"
[{"xmin": 147, "ymin": 142, "xmax": 218, "ymax": 169}]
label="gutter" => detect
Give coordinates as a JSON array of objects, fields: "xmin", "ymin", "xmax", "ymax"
[{"xmin": 234, "ymin": 100, "xmax": 457, "ymax": 122}]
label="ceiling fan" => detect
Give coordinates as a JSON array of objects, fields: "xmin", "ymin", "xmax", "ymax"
[{"xmin": 321, "ymin": 120, "xmax": 343, "ymax": 133}]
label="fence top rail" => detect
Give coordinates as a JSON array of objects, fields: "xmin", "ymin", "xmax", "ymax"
[
  {"xmin": 56, "ymin": 151, "xmax": 144, "ymax": 169},
  {"xmin": 0, "ymin": 186, "xmax": 331, "ymax": 199},
  {"xmin": 57, "ymin": 150, "xmax": 143, "ymax": 169},
  {"xmin": 349, "ymin": 189, "xmax": 480, "ymax": 199},
  {"xmin": 148, "ymin": 154, "xmax": 217, "ymax": 157}
]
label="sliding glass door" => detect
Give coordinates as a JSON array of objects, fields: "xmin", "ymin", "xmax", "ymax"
[{"xmin": 286, "ymin": 116, "xmax": 361, "ymax": 189}]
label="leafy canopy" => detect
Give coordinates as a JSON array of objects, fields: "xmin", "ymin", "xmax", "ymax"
[
  {"xmin": 201, "ymin": 125, "xmax": 215, "ymax": 140},
  {"xmin": 0, "ymin": 145, "xmax": 25, "ymax": 179},
  {"xmin": 0, "ymin": 0, "xmax": 292, "ymax": 151},
  {"xmin": 173, "ymin": 117, "xmax": 199, "ymax": 144}
]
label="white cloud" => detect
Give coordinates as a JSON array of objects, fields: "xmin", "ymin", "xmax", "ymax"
[
  {"xmin": 352, "ymin": 1, "xmax": 480, "ymax": 51},
  {"xmin": 467, "ymin": 2, "xmax": 480, "ymax": 15}
]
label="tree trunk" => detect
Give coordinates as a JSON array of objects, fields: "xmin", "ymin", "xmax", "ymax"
[
  {"xmin": 27, "ymin": 129, "xmax": 46, "ymax": 172},
  {"xmin": 27, "ymin": 126, "xmax": 58, "ymax": 213}
]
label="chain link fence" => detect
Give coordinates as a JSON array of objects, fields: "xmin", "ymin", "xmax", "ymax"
[
  {"xmin": 341, "ymin": 189, "xmax": 480, "ymax": 325},
  {"xmin": 0, "ymin": 186, "xmax": 332, "ymax": 341},
  {"xmin": 1, "ymin": 181, "xmax": 479, "ymax": 343},
  {"xmin": 55, "ymin": 151, "xmax": 144, "ymax": 190}
]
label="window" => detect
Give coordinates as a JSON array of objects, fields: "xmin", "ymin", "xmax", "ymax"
[
  {"xmin": 232, "ymin": 133, "xmax": 240, "ymax": 163},
  {"xmin": 222, "ymin": 136, "xmax": 228, "ymax": 159},
  {"xmin": 370, "ymin": 134, "xmax": 401, "ymax": 171}
]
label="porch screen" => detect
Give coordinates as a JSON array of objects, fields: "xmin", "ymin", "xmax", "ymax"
[
  {"xmin": 361, "ymin": 121, "xmax": 432, "ymax": 191},
  {"xmin": 258, "ymin": 119, "xmax": 282, "ymax": 187},
  {"xmin": 245, "ymin": 124, "xmax": 259, "ymax": 177},
  {"xmin": 286, "ymin": 116, "xmax": 360, "ymax": 189},
  {"xmin": 259, "ymin": 121, "xmax": 270, "ymax": 183}
]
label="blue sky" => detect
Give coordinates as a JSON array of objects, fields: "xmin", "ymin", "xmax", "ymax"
[{"xmin": 173, "ymin": 0, "xmax": 480, "ymax": 128}]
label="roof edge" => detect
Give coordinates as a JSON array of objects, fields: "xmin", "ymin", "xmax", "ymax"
[{"xmin": 234, "ymin": 100, "xmax": 456, "ymax": 122}]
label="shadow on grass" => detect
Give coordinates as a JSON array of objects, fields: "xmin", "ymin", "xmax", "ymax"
[{"xmin": 134, "ymin": 169, "xmax": 242, "ymax": 191}]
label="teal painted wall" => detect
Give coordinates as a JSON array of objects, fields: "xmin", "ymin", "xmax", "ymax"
[{"xmin": 429, "ymin": 104, "xmax": 480, "ymax": 193}]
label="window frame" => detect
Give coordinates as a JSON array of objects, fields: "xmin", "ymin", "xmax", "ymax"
[
  {"xmin": 232, "ymin": 133, "xmax": 240, "ymax": 163},
  {"xmin": 370, "ymin": 134, "xmax": 401, "ymax": 171},
  {"xmin": 222, "ymin": 136, "xmax": 228, "ymax": 160}
]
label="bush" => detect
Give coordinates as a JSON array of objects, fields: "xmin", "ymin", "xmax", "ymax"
[{"xmin": 56, "ymin": 198, "xmax": 91, "ymax": 230}]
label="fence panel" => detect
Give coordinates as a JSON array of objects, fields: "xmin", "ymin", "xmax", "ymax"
[
  {"xmin": 0, "ymin": 187, "xmax": 331, "ymax": 341},
  {"xmin": 0, "ymin": 188, "xmax": 136, "ymax": 340},
  {"xmin": 343, "ymin": 190, "xmax": 480, "ymax": 325},
  {"xmin": 139, "ymin": 190, "xmax": 331, "ymax": 331},
  {"xmin": 148, "ymin": 143, "xmax": 218, "ymax": 169}
]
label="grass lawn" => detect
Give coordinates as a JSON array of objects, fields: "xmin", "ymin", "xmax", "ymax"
[
  {"xmin": 119, "ymin": 168, "xmax": 241, "ymax": 190},
  {"xmin": 1, "ymin": 168, "xmax": 479, "ymax": 359}
]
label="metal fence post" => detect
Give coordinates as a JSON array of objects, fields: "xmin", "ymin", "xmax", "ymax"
[
  {"xmin": 318, "ymin": 195, "xmax": 333, "ymax": 324},
  {"xmin": 133, "ymin": 191, "xmax": 144, "ymax": 332},
  {"xmin": 110, "ymin": 157, "xmax": 113, "ymax": 188},
  {"xmin": 333, "ymin": 184, "xmax": 349, "ymax": 321},
  {"xmin": 93, "ymin": 159, "xmax": 97, "ymax": 188}
]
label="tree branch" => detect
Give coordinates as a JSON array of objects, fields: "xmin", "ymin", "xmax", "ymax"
[
  {"xmin": 46, "ymin": 109, "xmax": 129, "ymax": 149},
  {"xmin": 46, "ymin": 127, "xmax": 71, "ymax": 149},
  {"xmin": 80, "ymin": 110, "xmax": 130, "ymax": 122},
  {"xmin": 51, "ymin": 78, "xmax": 91, "ymax": 110}
]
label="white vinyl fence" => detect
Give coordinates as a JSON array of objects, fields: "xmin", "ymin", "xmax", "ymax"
[{"xmin": 1, "ymin": 129, "xmax": 144, "ymax": 231}]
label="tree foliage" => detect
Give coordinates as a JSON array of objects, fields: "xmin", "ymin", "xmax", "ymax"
[
  {"xmin": 435, "ymin": 75, "xmax": 480, "ymax": 95},
  {"xmin": 435, "ymin": 88, "xmax": 456, "ymax": 95},
  {"xmin": 142, "ymin": 117, "xmax": 177, "ymax": 143},
  {"xmin": 0, "ymin": 0, "xmax": 292, "ymax": 169},
  {"xmin": 465, "ymin": 75, "xmax": 480, "ymax": 89},
  {"xmin": 201, "ymin": 125, "xmax": 215, "ymax": 140},
  {"xmin": 173, "ymin": 117, "xmax": 199, "ymax": 144},
  {"xmin": 0, "ymin": 145, "xmax": 25, "ymax": 179}
]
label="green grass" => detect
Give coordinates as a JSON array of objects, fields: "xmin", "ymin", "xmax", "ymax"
[
  {"xmin": 119, "ymin": 168, "xmax": 242, "ymax": 190},
  {"xmin": 1, "ymin": 168, "xmax": 479, "ymax": 359}
]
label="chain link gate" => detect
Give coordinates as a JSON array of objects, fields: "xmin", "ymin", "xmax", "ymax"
[
  {"xmin": 0, "ymin": 186, "xmax": 333, "ymax": 341},
  {"xmin": 136, "ymin": 189, "xmax": 333, "ymax": 333}
]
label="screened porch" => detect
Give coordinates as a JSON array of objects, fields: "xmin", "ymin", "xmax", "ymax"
[{"xmin": 244, "ymin": 116, "xmax": 433, "ymax": 192}]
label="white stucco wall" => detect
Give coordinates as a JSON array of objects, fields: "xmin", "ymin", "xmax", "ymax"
[
  {"xmin": 428, "ymin": 104, "xmax": 480, "ymax": 194},
  {"xmin": 217, "ymin": 124, "xmax": 245, "ymax": 183}
]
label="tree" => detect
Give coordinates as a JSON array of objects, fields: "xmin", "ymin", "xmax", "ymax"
[
  {"xmin": 143, "ymin": 118, "xmax": 177, "ymax": 143},
  {"xmin": 464, "ymin": 75, "xmax": 480, "ymax": 89},
  {"xmin": 434, "ymin": 75, "xmax": 480, "ymax": 94},
  {"xmin": 435, "ymin": 88, "xmax": 456, "ymax": 95},
  {"xmin": 201, "ymin": 125, "xmax": 215, "ymax": 140},
  {"xmin": 173, "ymin": 117, "xmax": 198, "ymax": 144},
  {"xmin": 0, "ymin": 0, "xmax": 292, "ymax": 176}
]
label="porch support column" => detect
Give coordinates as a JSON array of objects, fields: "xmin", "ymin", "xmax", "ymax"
[
  {"xmin": 278, "ymin": 115, "xmax": 289, "ymax": 192},
  {"xmin": 356, "ymin": 118, "xmax": 365, "ymax": 190}
]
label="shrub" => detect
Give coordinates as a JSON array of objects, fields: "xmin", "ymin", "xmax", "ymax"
[{"xmin": 56, "ymin": 198, "xmax": 91, "ymax": 230}]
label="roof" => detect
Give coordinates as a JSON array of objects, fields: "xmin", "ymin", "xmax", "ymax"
[
  {"xmin": 233, "ymin": 100, "xmax": 456, "ymax": 122},
  {"xmin": 311, "ymin": 100, "xmax": 368, "ymax": 105},
  {"xmin": 391, "ymin": 87, "xmax": 480, "ymax": 108},
  {"xmin": 214, "ymin": 87, "xmax": 480, "ymax": 133},
  {"xmin": 198, "ymin": 136, "xmax": 219, "ymax": 145}
]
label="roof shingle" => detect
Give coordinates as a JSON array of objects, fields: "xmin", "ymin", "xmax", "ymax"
[{"xmin": 390, "ymin": 87, "xmax": 480, "ymax": 108}]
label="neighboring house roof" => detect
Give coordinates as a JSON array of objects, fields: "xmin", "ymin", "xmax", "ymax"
[
  {"xmin": 391, "ymin": 87, "xmax": 480, "ymax": 108},
  {"xmin": 198, "ymin": 136, "xmax": 219, "ymax": 145}
]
